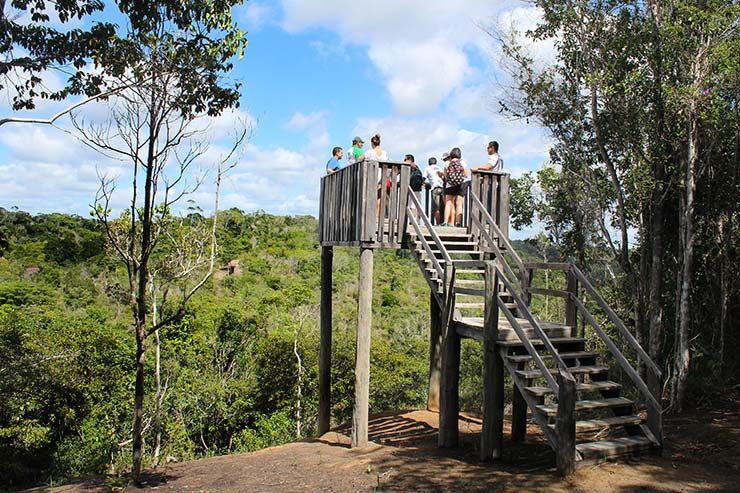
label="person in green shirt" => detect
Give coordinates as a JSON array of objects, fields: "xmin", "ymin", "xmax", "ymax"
[{"xmin": 347, "ymin": 136, "xmax": 365, "ymax": 164}]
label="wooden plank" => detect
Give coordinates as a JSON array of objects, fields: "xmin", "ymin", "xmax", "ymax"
[
  {"xmin": 439, "ymin": 315, "xmax": 461, "ymax": 448},
  {"xmin": 318, "ymin": 246, "xmax": 333, "ymax": 435},
  {"xmin": 397, "ymin": 165, "xmax": 410, "ymax": 247},
  {"xmin": 537, "ymin": 397, "xmax": 634, "ymax": 416},
  {"xmin": 555, "ymin": 370, "xmax": 577, "ymax": 476},
  {"xmin": 364, "ymin": 161, "xmax": 377, "ymax": 242},
  {"xmin": 377, "ymin": 162, "xmax": 387, "ymax": 243},
  {"xmin": 481, "ymin": 263, "xmax": 503, "ymax": 461},
  {"xmin": 647, "ymin": 369, "xmax": 663, "ymax": 451},
  {"xmin": 388, "ymin": 165, "xmax": 399, "ymax": 245},
  {"xmin": 524, "ymin": 262, "xmax": 571, "ymax": 271},
  {"xmin": 428, "ymin": 291, "xmax": 443, "ymax": 412},
  {"xmin": 511, "ymin": 385, "xmax": 527, "ymax": 442},
  {"xmin": 352, "ymin": 247, "xmax": 374, "ymax": 448},
  {"xmin": 566, "ymin": 267, "xmax": 578, "ymax": 330},
  {"xmin": 499, "ymin": 174, "xmax": 510, "ymax": 242},
  {"xmin": 527, "ymin": 287, "xmax": 571, "ymax": 298}
]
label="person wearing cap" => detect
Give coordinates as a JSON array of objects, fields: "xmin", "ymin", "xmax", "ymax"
[
  {"xmin": 347, "ymin": 136, "xmax": 365, "ymax": 165},
  {"xmin": 472, "ymin": 141, "xmax": 503, "ymax": 172},
  {"xmin": 326, "ymin": 146, "xmax": 343, "ymax": 175},
  {"xmin": 424, "ymin": 156, "xmax": 445, "ymax": 225}
]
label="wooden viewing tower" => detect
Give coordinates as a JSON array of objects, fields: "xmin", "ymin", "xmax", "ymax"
[{"xmin": 317, "ymin": 160, "xmax": 663, "ymax": 474}]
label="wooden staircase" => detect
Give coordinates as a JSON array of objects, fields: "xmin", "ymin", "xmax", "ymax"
[{"xmin": 405, "ymin": 201, "xmax": 663, "ymax": 471}]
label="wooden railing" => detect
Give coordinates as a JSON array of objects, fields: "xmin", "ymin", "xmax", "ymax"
[
  {"xmin": 468, "ymin": 171, "xmax": 509, "ymax": 241},
  {"xmin": 482, "ymin": 262, "xmax": 577, "ymax": 470},
  {"xmin": 318, "ymin": 160, "xmax": 411, "ymax": 248},
  {"xmin": 522, "ymin": 262, "xmax": 663, "ymax": 447}
]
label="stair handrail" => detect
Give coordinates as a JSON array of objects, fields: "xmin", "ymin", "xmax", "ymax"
[
  {"xmin": 571, "ymin": 266, "xmax": 661, "ymax": 379},
  {"xmin": 498, "ymin": 269, "xmax": 572, "ymax": 374},
  {"xmin": 407, "ymin": 207, "xmax": 445, "ymax": 282},
  {"xmin": 408, "ymin": 189, "xmax": 453, "ymax": 268},
  {"xmin": 469, "ymin": 191, "xmax": 526, "ymax": 278}
]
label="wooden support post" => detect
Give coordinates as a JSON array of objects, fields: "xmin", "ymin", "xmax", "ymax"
[
  {"xmin": 647, "ymin": 368, "xmax": 663, "ymax": 452},
  {"xmin": 352, "ymin": 246, "xmax": 374, "ymax": 448},
  {"xmin": 428, "ymin": 291, "xmax": 443, "ymax": 412},
  {"xmin": 522, "ymin": 268, "xmax": 533, "ymax": 307},
  {"xmin": 556, "ymin": 370, "xmax": 577, "ymax": 476},
  {"xmin": 565, "ymin": 267, "xmax": 578, "ymax": 334},
  {"xmin": 511, "ymin": 385, "xmax": 527, "ymax": 442},
  {"xmin": 438, "ymin": 312, "xmax": 461, "ymax": 448},
  {"xmin": 318, "ymin": 246, "xmax": 333, "ymax": 436},
  {"xmin": 481, "ymin": 263, "xmax": 504, "ymax": 460}
]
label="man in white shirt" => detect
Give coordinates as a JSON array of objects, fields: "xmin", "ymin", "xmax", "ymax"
[
  {"xmin": 472, "ymin": 141, "xmax": 503, "ymax": 172},
  {"xmin": 424, "ymin": 157, "xmax": 445, "ymax": 225}
]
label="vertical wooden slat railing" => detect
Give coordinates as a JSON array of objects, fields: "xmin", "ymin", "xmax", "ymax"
[
  {"xmin": 319, "ymin": 160, "xmax": 410, "ymax": 248},
  {"xmin": 469, "ymin": 171, "xmax": 510, "ymax": 245}
]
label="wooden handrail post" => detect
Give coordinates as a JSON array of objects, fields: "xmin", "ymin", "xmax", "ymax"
[
  {"xmin": 318, "ymin": 246, "xmax": 333, "ymax": 435},
  {"xmin": 428, "ymin": 290, "xmax": 443, "ymax": 412},
  {"xmin": 565, "ymin": 266, "xmax": 578, "ymax": 334},
  {"xmin": 555, "ymin": 370, "xmax": 577, "ymax": 476},
  {"xmin": 522, "ymin": 268, "xmax": 533, "ymax": 307},
  {"xmin": 481, "ymin": 262, "xmax": 503, "ymax": 460}
]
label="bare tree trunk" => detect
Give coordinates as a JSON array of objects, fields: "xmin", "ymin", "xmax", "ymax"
[
  {"xmin": 294, "ymin": 333, "xmax": 303, "ymax": 438},
  {"xmin": 151, "ymin": 279, "xmax": 162, "ymax": 467},
  {"xmin": 132, "ymin": 323, "xmax": 147, "ymax": 481},
  {"xmin": 673, "ymin": 94, "xmax": 700, "ymax": 411}
]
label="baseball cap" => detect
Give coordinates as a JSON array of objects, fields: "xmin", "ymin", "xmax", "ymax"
[
  {"xmin": 352, "ymin": 136, "xmax": 364, "ymax": 144},
  {"xmin": 442, "ymin": 152, "xmax": 450, "ymax": 161}
]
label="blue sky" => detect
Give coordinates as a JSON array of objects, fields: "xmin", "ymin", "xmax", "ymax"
[{"xmin": 0, "ymin": 0, "xmax": 555, "ymax": 233}]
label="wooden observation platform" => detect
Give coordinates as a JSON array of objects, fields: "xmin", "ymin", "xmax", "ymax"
[{"xmin": 317, "ymin": 160, "xmax": 663, "ymax": 474}]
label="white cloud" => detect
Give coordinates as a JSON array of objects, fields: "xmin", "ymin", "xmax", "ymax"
[
  {"xmin": 240, "ymin": 1, "xmax": 275, "ymax": 30},
  {"xmin": 280, "ymin": 0, "xmax": 510, "ymax": 115}
]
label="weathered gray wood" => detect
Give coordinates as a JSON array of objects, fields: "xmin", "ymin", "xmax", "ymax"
[
  {"xmin": 566, "ymin": 267, "xmax": 578, "ymax": 329},
  {"xmin": 571, "ymin": 295, "xmax": 661, "ymax": 411},
  {"xmin": 524, "ymin": 262, "xmax": 571, "ymax": 271},
  {"xmin": 469, "ymin": 192, "xmax": 525, "ymax": 276},
  {"xmin": 527, "ymin": 287, "xmax": 571, "ymax": 298},
  {"xmin": 499, "ymin": 174, "xmax": 510, "ymax": 242},
  {"xmin": 352, "ymin": 247, "xmax": 374, "ymax": 448},
  {"xmin": 388, "ymin": 165, "xmax": 398, "ymax": 244},
  {"xmin": 396, "ymin": 165, "xmax": 410, "ymax": 246},
  {"xmin": 523, "ymin": 268, "xmax": 533, "ymax": 306},
  {"xmin": 511, "ymin": 385, "xmax": 527, "ymax": 442},
  {"xmin": 318, "ymin": 246, "xmax": 333, "ymax": 435},
  {"xmin": 428, "ymin": 291, "xmax": 443, "ymax": 412},
  {"xmin": 481, "ymin": 263, "xmax": 503, "ymax": 460},
  {"xmin": 377, "ymin": 163, "xmax": 387, "ymax": 243},
  {"xmin": 555, "ymin": 370, "xmax": 577, "ymax": 476},
  {"xmin": 439, "ymin": 265, "xmax": 459, "ymax": 449},
  {"xmin": 572, "ymin": 266, "xmax": 661, "ymax": 377}
]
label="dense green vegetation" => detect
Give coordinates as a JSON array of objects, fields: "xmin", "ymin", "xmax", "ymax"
[{"xmin": 0, "ymin": 208, "xmax": 452, "ymax": 489}]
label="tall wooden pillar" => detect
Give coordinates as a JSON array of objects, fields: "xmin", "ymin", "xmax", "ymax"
[
  {"xmin": 481, "ymin": 262, "xmax": 504, "ymax": 460},
  {"xmin": 352, "ymin": 246, "xmax": 374, "ymax": 448},
  {"xmin": 318, "ymin": 246, "xmax": 333, "ymax": 435},
  {"xmin": 438, "ymin": 326, "xmax": 460, "ymax": 448},
  {"xmin": 428, "ymin": 291, "xmax": 443, "ymax": 411}
]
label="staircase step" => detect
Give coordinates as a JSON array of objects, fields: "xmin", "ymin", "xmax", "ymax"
[
  {"xmin": 536, "ymin": 397, "xmax": 634, "ymax": 416},
  {"xmin": 506, "ymin": 351, "xmax": 598, "ymax": 364},
  {"xmin": 571, "ymin": 415, "xmax": 645, "ymax": 432},
  {"xmin": 576, "ymin": 436, "xmax": 656, "ymax": 460},
  {"xmin": 455, "ymin": 279, "xmax": 484, "ymax": 285},
  {"xmin": 516, "ymin": 365, "xmax": 609, "ymax": 380},
  {"xmin": 498, "ymin": 337, "xmax": 585, "ymax": 348},
  {"xmin": 414, "ymin": 240, "xmax": 479, "ymax": 250},
  {"xmin": 524, "ymin": 380, "xmax": 621, "ymax": 397},
  {"xmin": 456, "ymin": 269, "xmax": 485, "ymax": 274},
  {"xmin": 456, "ymin": 287, "xmax": 485, "ymax": 296}
]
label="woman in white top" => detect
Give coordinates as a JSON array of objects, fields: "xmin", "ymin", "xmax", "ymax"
[{"xmin": 364, "ymin": 134, "xmax": 388, "ymax": 161}]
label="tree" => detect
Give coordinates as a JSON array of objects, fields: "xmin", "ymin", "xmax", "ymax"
[{"xmin": 68, "ymin": 0, "xmax": 248, "ymax": 480}]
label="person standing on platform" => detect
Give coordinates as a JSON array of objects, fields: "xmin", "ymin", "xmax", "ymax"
[
  {"xmin": 442, "ymin": 147, "xmax": 468, "ymax": 227},
  {"xmin": 424, "ymin": 156, "xmax": 445, "ymax": 225},
  {"xmin": 347, "ymin": 136, "xmax": 365, "ymax": 165},
  {"xmin": 326, "ymin": 146, "xmax": 343, "ymax": 175},
  {"xmin": 406, "ymin": 154, "xmax": 423, "ymax": 218},
  {"xmin": 472, "ymin": 140, "xmax": 503, "ymax": 172}
]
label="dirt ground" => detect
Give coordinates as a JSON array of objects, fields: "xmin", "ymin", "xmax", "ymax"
[{"xmin": 25, "ymin": 393, "xmax": 740, "ymax": 493}]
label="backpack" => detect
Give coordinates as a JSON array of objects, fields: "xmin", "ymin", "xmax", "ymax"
[
  {"xmin": 409, "ymin": 164, "xmax": 424, "ymax": 191},
  {"xmin": 445, "ymin": 159, "xmax": 465, "ymax": 187}
]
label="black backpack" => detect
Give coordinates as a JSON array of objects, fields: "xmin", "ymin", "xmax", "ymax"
[{"xmin": 410, "ymin": 165, "xmax": 424, "ymax": 191}]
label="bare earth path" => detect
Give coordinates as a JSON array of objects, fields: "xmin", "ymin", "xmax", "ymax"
[{"xmin": 26, "ymin": 394, "xmax": 740, "ymax": 492}]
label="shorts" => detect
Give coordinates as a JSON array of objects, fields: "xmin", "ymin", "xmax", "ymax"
[
  {"xmin": 445, "ymin": 185, "xmax": 464, "ymax": 196},
  {"xmin": 431, "ymin": 187, "xmax": 443, "ymax": 211}
]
